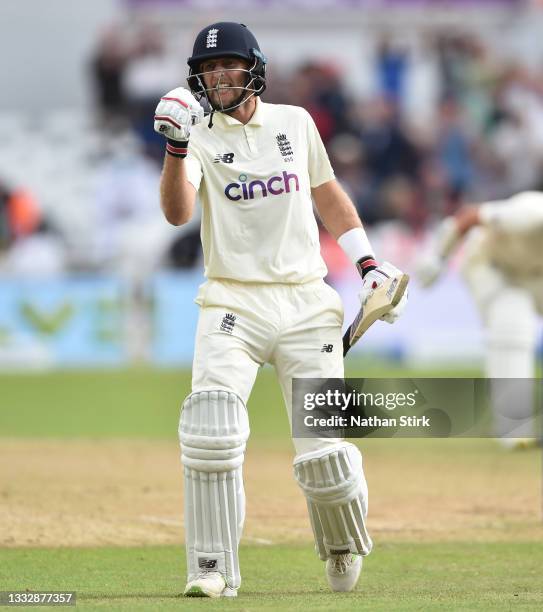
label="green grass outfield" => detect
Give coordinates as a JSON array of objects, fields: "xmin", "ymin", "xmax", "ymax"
[
  {"xmin": 1, "ymin": 365, "xmax": 542, "ymax": 610},
  {"xmin": 0, "ymin": 363, "xmax": 483, "ymax": 441},
  {"xmin": 1, "ymin": 543, "xmax": 542, "ymax": 610}
]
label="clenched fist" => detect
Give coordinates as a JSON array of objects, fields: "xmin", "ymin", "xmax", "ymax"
[{"xmin": 154, "ymin": 87, "xmax": 204, "ymax": 158}]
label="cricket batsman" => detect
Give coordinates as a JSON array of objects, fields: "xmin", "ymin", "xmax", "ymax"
[
  {"xmin": 417, "ymin": 191, "xmax": 543, "ymax": 447},
  {"xmin": 154, "ymin": 22, "xmax": 408, "ymax": 597}
]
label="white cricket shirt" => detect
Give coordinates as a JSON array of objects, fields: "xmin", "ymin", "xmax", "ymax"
[
  {"xmin": 184, "ymin": 98, "xmax": 334, "ymax": 283},
  {"xmin": 478, "ymin": 191, "xmax": 543, "ymax": 277}
]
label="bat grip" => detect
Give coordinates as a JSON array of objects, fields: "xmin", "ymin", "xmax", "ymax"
[{"xmin": 342, "ymin": 327, "xmax": 352, "ymax": 357}]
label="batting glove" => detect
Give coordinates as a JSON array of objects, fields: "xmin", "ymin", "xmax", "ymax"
[
  {"xmin": 415, "ymin": 252, "xmax": 444, "ymax": 288},
  {"xmin": 154, "ymin": 87, "xmax": 204, "ymax": 158},
  {"xmin": 415, "ymin": 217, "xmax": 460, "ymax": 287},
  {"xmin": 357, "ymin": 258, "xmax": 408, "ymax": 324}
]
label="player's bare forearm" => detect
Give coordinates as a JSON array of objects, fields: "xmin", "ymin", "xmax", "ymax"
[
  {"xmin": 454, "ymin": 205, "xmax": 481, "ymax": 236},
  {"xmin": 159, "ymin": 155, "xmax": 197, "ymax": 226},
  {"xmin": 312, "ymin": 179, "xmax": 363, "ymax": 239}
]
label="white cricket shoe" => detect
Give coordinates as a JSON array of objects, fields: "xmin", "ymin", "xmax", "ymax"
[
  {"xmin": 183, "ymin": 572, "xmax": 236, "ymax": 598},
  {"xmin": 326, "ymin": 553, "xmax": 362, "ymax": 592}
]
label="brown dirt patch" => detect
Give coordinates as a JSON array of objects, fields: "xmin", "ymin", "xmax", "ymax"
[{"xmin": 0, "ymin": 439, "xmax": 541, "ymax": 547}]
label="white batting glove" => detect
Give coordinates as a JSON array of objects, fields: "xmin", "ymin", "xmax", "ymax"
[
  {"xmin": 415, "ymin": 252, "xmax": 444, "ymax": 288},
  {"xmin": 358, "ymin": 259, "xmax": 408, "ymax": 324},
  {"xmin": 415, "ymin": 217, "xmax": 459, "ymax": 287},
  {"xmin": 154, "ymin": 87, "xmax": 204, "ymax": 158}
]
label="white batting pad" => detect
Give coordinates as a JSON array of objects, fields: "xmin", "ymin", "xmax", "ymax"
[
  {"xmin": 294, "ymin": 442, "xmax": 373, "ymax": 560},
  {"xmin": 179, "ymin": 390, "xmax": 250, "ymax": 592}
]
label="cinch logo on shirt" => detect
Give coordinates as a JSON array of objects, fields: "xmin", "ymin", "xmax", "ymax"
[{"xmin": 224, "ymin": 171, "xmax": 300, "ymax": 201}]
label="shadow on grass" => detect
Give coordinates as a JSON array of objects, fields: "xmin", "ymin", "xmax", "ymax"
[
  {"xmin": 79, "ymin": 593, "xmax": 183, "ymax": 600},
  {"xmin": 79, "ymin": 589, "xmax": 349, "ymax": 600}
]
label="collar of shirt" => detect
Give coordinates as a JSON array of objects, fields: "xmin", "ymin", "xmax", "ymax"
[{"xmin": 212, "ymin": 97, "xmax": 264, "ymax": 128}]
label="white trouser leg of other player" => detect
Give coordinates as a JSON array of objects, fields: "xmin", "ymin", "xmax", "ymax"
[
  {"xmin": 462, "ymin": 259, "xmax": 539, "ymax": 446},
  {"xmin": 182, "ymin": 279, "xmax": 372, "ymax": 594}
]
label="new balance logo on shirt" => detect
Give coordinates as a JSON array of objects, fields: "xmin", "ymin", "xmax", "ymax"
[
  {"xmin": 321, "ymin": 344, "xmax": 334, "ymax": 353},
  {"xmin": 214, "ymin": 152, "xmax": 235, "ymax": 164}
]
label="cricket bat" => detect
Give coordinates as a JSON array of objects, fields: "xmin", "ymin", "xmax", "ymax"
[{"xmin": 342, "ymin": 272, "xmax": 409, "ymax": 356}]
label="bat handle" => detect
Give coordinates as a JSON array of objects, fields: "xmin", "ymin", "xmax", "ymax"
[{"xmin": 342, "ymin": 327, "xmax": 352, "ymax": 357}]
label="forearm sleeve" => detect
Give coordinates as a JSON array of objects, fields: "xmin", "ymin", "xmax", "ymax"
[{"xmin": 479, "ymin": 191, "xmax": 543, "ymax": 232}]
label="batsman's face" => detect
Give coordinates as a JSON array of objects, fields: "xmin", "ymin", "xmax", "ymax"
[{"xmin": 200, "ymin": 57, "xmax": 250, "ymax": 107}]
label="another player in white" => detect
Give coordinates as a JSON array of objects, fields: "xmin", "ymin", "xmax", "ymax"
[
  {"xmin": 417, "ymin": 191, "xmax": 543, "ymax": 447},
  {"xmin": 155, "ymin": 22, "xmax": 407, "ymax": 597}
]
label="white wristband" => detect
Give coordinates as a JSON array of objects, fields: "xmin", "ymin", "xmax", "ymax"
[{"xmin": 337, "ymin": 227, "xmax": 375, "ymax": 264}]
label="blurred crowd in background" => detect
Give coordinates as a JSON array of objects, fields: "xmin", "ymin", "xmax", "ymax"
[{"xmin": 3, "ymin": 20, "xmax": 543, "ymax": 279}]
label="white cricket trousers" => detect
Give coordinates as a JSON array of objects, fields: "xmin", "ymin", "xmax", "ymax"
[
  {"xmin": 183, "ymin": 279, "xmax": 373, "ymax": 589},
  {"xmin": 461, "ymin": 257, "xmax": 542, "ymax": 438},
  {"xmin": 191, "ymin": 278, "xmax": 345, "ymax": 454}
]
